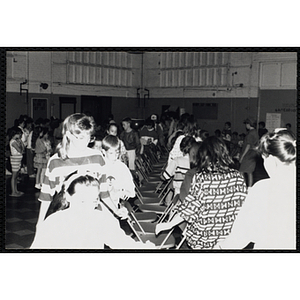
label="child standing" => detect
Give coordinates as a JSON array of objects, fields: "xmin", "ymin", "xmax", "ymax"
[
  {"xmin": 106, "ymin": 123, "xmax": 128, "ymax": 165},
  {"xmin": 33, "ymin": 127, "xmax": 52, "ymax": 190},
  {"xmin": 139, "ymin": 118, "xmax": 158, "ymax": 155},
  {"xmin": 222, "ymin": 121, "xmax": 232, "ymax": 151},
  {"xmin": 101, "ymin": 135, "xmax": 135, "ymax": 217},
  {"xmin": 120, "ymin": 117, "xmax": 141, "ymax": 172},
  {"xmin": 9, "ymin": 126, "xmax": 25, "ymax": 197}
]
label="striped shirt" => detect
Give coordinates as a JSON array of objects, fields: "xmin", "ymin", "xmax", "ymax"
[
  {"xmin": 162, "ymin": 155, "xmax": 190, "ymax": 195},
  {"xmin": 39, "ymin": 148, "xmax": 106, "ymax": 202},
  {"xmin": 177, "ymin": 166, "xmax": 247, "ymax": 249}
]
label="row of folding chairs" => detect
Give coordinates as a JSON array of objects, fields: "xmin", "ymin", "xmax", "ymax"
[
  {"xmin": 121, "ymin": 145, "xmax": 188, "ymax": 249},
  {"xmin": 123, "ymin": 195, "xmax": 187, "ymax": 249}
]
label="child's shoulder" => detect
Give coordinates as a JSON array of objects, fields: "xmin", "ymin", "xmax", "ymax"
[{"xmin": 85, "ymin": 147, "xmax": 105, "ymax": 161}]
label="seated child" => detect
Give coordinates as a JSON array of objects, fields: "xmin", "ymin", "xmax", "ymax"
[{"xmin": 30, "ymin": 172, "xmax": 154, "ymax": 249}]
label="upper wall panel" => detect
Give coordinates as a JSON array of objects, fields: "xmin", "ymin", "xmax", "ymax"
[{"xmin": 6, "ymin": 51, "xmax": 141, "ymax": 96}]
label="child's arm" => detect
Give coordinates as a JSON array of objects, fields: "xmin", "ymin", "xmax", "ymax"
[
  {"xmin": 239, "ymin": 144, "xmax": 250, "ymax": 163},
  {"xmin": 155, "ymin": 214, "xmax": 184, "ymax": 235},
  {"xmin": 11, "ymin": 140, "xmax": 23, "ymax": 154}
]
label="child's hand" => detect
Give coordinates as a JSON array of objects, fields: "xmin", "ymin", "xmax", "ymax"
[
  {"xmin": 115, "ymin": 207, "xmax": 128, "ymax": 220},
  {"xmin": 119, "ymin": 190, "xmax": 131, "ymax": 200}
]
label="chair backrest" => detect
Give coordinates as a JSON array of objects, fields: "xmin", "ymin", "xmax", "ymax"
[
  {"xmin": 124, "ymin": 200, "xmax": 178, "ymax": 249},
  {"xmin": 157, "ymin": 194, "xmax": 180, "ymax": 223},
  {"xmin": 158, "ymin": 177, "xmax": 173, "ymax": 199},
  {"xmin": 124, "ymin": 201, "xmax": 147, "ymax": 236}
]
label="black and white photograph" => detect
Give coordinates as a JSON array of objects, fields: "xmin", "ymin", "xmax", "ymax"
[
  {"xmin": 1, "ymin": 2, "xmax": 299, "ymax": 299},
  {"xmin": 4, "ymin": 50, "xmax": 297, "ymax": 251}
]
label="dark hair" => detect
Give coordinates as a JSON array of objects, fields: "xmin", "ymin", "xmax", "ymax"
[
  {"xmin": 18, "ymin": 115, "xmax": 27, "ymax": 126},
  {"xmin": 40, "ymin": 127, "xmax": 49, "ymax": 139},
  {"xmin": 225, "ymin": 122, "xmax": 231, "ymax": 127},
  {"xmin": 32, "ymin": 126, "xmax": 43, "ymax": 149},
  {"xmin": 259, "ymin": 121, "xmax": 265, "ymax": 127},
  {"xmin": 183, "ymin": 120, "xmax": 198, "ymax": 137},
  {"xmin": 25, "ymin": 117, "xmax": 34, "ymax": 125},
  {"xmin": 50, "ymin": 173, "xmax": 100, "ymax": 214},
  {"xmin": 8, "ymin": 126, "xmax": 23, "ymax": 140},
  {"xmin": 180, "ymin": 136, "xmax": 195, "ymax": 154},
  {"xmin": 145, "ymin": 118, "xmax": 154, "ymax": 127},
  {"xmin": 170, "ymin": 130, "xmax": 185, "ymax": 148},
  {"xmin": 35, "ymin": 118, "xmax": 44, "ymax": 126},
  {"xmin": 215, "ymin": 129, "xmax": 221, "ymax": 137},
  {"xmin": 196, "ymin": 136, "xmax": 233, "ymax": 171},
  {"xmin": 122, "ymin": 117, "xmax": 132, "ymax": 123},
  {"xmin": 259, "ymin": 129, "xmax": 296, "ymax": 164},
  {"xmin": 107, "ymin": 122, "xmax": 118, "ymax": 131},
  {"xmin": 189, "ymin": 141, "xmax": 202, "ymax": 169},
  {"xmin": 66, "ymin": 174, "xmax": 99, "ymax": 197},
  {"xmin": 286, "ymin": 123, "xmax": 291, "ymax": 128},
  {"xmin": 232, "ymin": 131, "xmax": 238, "ymax": 136},
  {"xmin": 200, "ymin": 130, "xmax": 209, "ymax": 140},
  {"xmin": 101, "ymin": 135, "xmax": 120, "ymax": 151},
  {"xmin": 176, "ymin": 121, "xmax": 185, "ymax": 131}
]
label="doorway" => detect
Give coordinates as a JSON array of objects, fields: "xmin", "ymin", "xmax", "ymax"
[
  {"xmin": 31, "ymin": 98, "xmax": 48, "ymax": 121},
  {"xmin": 60, "ymin": 97, "xmax": 77, "ymax": 121},
  {"xmin": 81, "ymin": 95, "xmax": 112, "ymax": 126}
]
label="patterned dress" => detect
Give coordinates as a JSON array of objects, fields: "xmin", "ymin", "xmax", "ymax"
[{"xmin": 177, "ymin": 164, "xmax": 247, "ymax": 249}]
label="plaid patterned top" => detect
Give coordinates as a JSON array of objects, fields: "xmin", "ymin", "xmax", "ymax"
[{"xmin": 177, "ymin": 165, "xmax": 247, "ymax": 249}]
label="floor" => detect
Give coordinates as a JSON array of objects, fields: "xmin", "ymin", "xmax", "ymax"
[
  {"xmin": 5, "ymin": 175, "xmax": 41, "ymax": 249},
  {"xmin": 4, "ymin": 154, "xmax": 269, "ymax": 250}
]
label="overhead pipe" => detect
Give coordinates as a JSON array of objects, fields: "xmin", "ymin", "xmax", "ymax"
[
  {"xmin": 20, "ymin": 80, "xmax": 28, "ymax": 103},
  {"xmin": 143, "ymin": 88, "xmax": 149, "ymax": 108},
  {"xmin": 137, "ymin": 88, "xmax": 141, "ymax": 108}
]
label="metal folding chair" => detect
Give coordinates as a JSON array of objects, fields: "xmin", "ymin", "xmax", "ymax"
[{"xmin": 124, "ymin": 201, "xmax": 176, "ymax": 249}]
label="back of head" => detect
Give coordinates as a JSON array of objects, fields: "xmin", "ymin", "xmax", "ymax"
[
  {"xmin": 200, "ymin": 129, "xmax": 209, "ymax": 140},
  {"xmin": 197, "ymin": 136, "xmax": 233, "ymax": 171},
  {"xmin": 40, "ymin": 126, "xmax": 49, "ymax": 138},
  {"xmin": 259, "ymin": 121, "xmax": 265, "ymax": 128},
  {"xmin": 184, "ymin": 120, "xmax": 198, "ymax": 137},
  {"xmin": 180, "ymin": 136, "xmax": 195, "ymax": 154},
  {"xmin": 102, "ymin": 134, "xmax": 120, "ymax": 151},
  {"xmin": 189, "ymin": 141, "xmax": 202, "ymax": 168},
  {"xmin": 65, "ymin": 173, "xmax": 100, "ymax": 197},
  {"xmin": 259, "ymin": 129, "xmax": 296, "ymax": 164}
]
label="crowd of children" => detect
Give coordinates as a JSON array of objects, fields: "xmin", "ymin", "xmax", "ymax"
[
  {"xmin": 6, "ymin": 111, "xmax": 296, "ymax": 250},
  {"xmin": 6, "ymin": 115, "xmax": 63, "ymax": 196}
]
